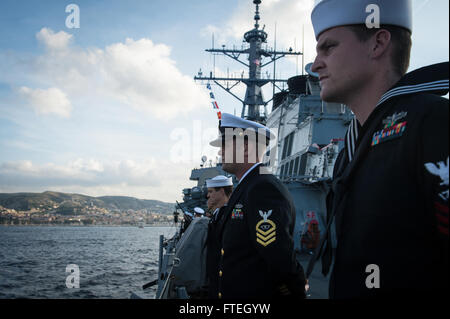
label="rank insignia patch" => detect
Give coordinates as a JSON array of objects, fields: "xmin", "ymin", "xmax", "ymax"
[
  {"xmin": 256, "ymin": 210, "xmax": 276, "ymax": 247},
  {"xmin": 372, "ymin": 112, "xmax": 408, "ymax": 147}
]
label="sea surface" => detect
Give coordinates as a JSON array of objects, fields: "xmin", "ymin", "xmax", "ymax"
[{"xmin": 0, "ymin": 225, "xmax": 177, "ymax": 299}]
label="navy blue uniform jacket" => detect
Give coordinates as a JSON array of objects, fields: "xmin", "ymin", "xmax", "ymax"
[
  {"xmin": 325, "ymin": 62, "xmax": 449, "ymax": 299},
  {"xmin": 212, "ymin": 164, "xmax": 306, "ymax": 299}
]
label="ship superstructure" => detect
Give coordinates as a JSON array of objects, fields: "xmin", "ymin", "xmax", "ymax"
[{"xmin": 265, "ymin": 66, "xmax": 353, "ymax": 250}]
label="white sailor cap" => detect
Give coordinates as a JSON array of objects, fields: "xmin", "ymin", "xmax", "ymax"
[
  {"xmin": 194, "ymin": 207, "xmax": 205, "ymax": 215},
  {"xmin": 184, "ymin": 211, "xmax": 193, "ymax": 217},
  {"xmin": 206, "ymin": 175, "xmax": 233, "ymax": 188},
  {"xmin": 311, "ymin": 0, "xmax": 413, "ymax": 39},
  {"xmin": 209, "ymin": 113, "xmax": 275, "ymax": 147}
]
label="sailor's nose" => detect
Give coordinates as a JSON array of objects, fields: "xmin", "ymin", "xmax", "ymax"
[{"xmin": 311, "ymin": 55, "xmax": 323, "ymax": 74}]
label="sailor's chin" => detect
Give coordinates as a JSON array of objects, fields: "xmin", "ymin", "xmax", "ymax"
[
  {"xmin": 319, "ymin": 86, "xmax": 331, "ymax": 100},
  {"xmin": 320, "ymin": 88, "xmax": 341, "ymax": 103}
]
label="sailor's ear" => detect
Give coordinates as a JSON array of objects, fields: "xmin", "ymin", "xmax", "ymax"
[{"xmin": 370, "ymin": 28, "xmax": 392, "ymax": 59}]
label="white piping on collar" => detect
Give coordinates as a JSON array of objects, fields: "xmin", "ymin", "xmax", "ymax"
[
  {"xmin": 346, "ymin": 117, "xmax": 359, "ymax": 162},
  {"xmin": 376, "ymin": 79, "xmax": 449, "ymax": 107}
]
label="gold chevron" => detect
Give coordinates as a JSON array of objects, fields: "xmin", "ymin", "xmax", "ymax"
[
  {"xmin": 257, "ymin": 236, "xmax": 276, "ymax": 247},
  {"xmin": 256, "ymin": 217, "xmax": 277, "ymax": 246},
  {"xmin": 257, "ymin": 230, "xmax": 275, "ymax": 241}
]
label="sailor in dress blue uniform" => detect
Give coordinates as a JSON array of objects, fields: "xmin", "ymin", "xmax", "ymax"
[
  {"xmin": 209, "ymin": 113, "xmax": 306, "ymax": 299},
  {"xmin": 205, "ymin": 175, "xmax": 233, "ymax": 298},
  {"xmin": 308, "ymin": 0, "xmax": 449, "ymax": 298}
]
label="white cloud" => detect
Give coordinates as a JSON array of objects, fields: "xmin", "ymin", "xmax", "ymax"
[
  {"xmin": 102, "ymin": 38, "xmax": 208, "ymax": 118},
  {"xmin": 18, "ymin": 86, "xmax": 72, "ymax": 118},
  {"xmin": 36, "ymin": 27, "xmax": 73, "ymax": 51},
  {"xmin": 0, "ymin": 158, "xmax": 196, "ymax": 202},
  {"xmin": 27, "ymin": 28, "xmax": 210, "ymax": 120},
  {"xmin": 0, "ymin": 159, "xmax": 158, "ymax": 187}
]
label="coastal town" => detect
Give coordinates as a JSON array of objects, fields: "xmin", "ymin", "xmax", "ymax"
[
  {"xmin": 0, "ymin": 191, "xmax": 176, "ymax": 226},
  {"xmin": 0, "ymin": 204, "xmax": 175, "ymax": 226}
]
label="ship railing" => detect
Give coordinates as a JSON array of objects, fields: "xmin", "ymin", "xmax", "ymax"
[
  {"xmin": 278, "ymin": 174, "xmax": 331, "ymax": 184},
  {"xmin": 155, "ymin": 226, "xmax": 181, "ymax": 298}
]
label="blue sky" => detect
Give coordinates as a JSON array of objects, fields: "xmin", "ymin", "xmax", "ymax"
[{"xmin": 0, "ymin": 0, "xmax": 448, "ymax": 202}]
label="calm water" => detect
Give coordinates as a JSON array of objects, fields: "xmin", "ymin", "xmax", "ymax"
[{"xmin": 0, "ymin": 225, "xmax": 177, "ymax": 299}]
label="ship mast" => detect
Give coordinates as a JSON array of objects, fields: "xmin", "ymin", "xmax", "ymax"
[{"xmin": 194, "ymin": 0, "xmax": 302, "ymax": 124}]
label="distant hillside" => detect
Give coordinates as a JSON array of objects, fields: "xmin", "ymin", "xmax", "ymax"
[{"xmin": 0, "ymin": 191, "xmax": 175, "ymax": 215}]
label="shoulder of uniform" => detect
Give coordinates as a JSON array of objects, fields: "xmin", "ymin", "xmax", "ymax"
[
  {"xmin": 389, "ymin": 93, "xmax": 448, "ymax": 120},
  {"xmin": 405, "ymin": 92, "xmax": 447, "ymax": 108},
  {"xmin": 246, "ymin": 174, "xmax": 282, "ymax": 197}
]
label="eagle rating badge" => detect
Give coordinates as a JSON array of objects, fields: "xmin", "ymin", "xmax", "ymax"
[
  {"xmin": 425, "ymin": 157, "xmax": 449, "ymax": 201},
  {"xmin": 256, "ymin": 210, "xmax": 276, "ymax": 247}
]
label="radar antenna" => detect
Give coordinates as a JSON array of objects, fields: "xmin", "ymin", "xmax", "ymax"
[{"xmin": 194, "ymin": 0, "xmax": 302, "ymax": 124}]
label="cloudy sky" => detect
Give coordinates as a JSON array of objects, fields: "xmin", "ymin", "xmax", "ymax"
[{"xmin": 0, "ymin": 0, "xmax": 448, "ymax": 202}]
